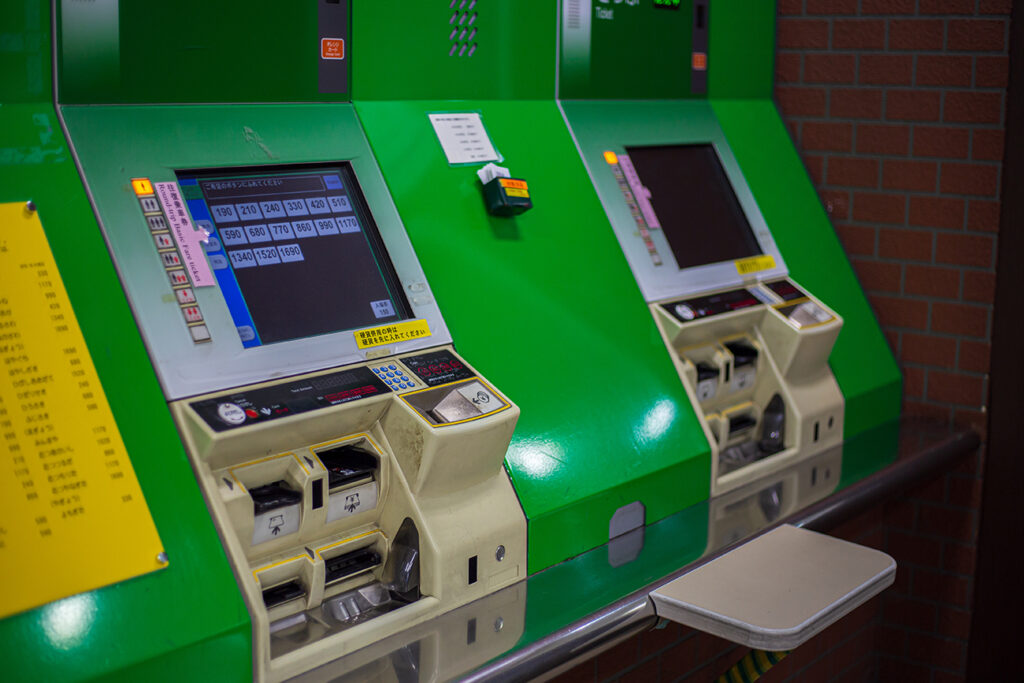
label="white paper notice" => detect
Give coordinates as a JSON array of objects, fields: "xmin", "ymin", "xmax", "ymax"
[
  {"xmin": 155, "ymin": 182, "xmax": 215, "ymax": 287},
  {"xmin": 428, "ymin": 113, "xmax": 500, "ymax": 165}
]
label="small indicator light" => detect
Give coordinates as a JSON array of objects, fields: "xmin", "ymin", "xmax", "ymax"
[
  {"xmin": 603, "ymin": 151, "xmax": 619, "ymax": 165},
  {"xmin": 132, "ymin": 178, "xmax": 154, "ymax": 196}
]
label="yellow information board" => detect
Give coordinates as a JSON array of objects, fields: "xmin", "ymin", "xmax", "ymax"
[
  {"xmin": 0, "ymin": 202, "xmax": 165, "ymax": 619},
  {"xmin": 354, "ymin": 319, "xmax": 431, "ymax": 349}
]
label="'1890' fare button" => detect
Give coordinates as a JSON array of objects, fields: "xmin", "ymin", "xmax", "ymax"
[{"xmin": 217, "ymin": 402, "xmax": 247, "ymax": 426}]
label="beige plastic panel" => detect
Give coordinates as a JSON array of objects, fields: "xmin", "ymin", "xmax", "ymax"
[
  {"xmin": 171, "ymin": 345, "xmax": 526, "ymax": 683},
  {"xmin": 651, "ymin": 524, "xmax": 896, "ymax": 650},
  {"xmin": 651, "ymin": 280, "xmax": 845, "ymax": 495}
]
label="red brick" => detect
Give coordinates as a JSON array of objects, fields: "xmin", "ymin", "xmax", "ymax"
[
  {"xmin": 805, "ymin": 154, "xmax": 825, "ymax": 184},
  {"xmin": 979, "ymin": 0, "xmax": 1013, "ymax": 13},
  {"xmin": 871, "ymin": 295, "xmax": 929, "ymax": 329},
  {"xmin": 947, "ymin": 19, "xmax": 1007, "ymax": 51},
  {"xmin": 595, "ymin": 637, "xmax": 639, "ymax": 679},
  {"xmin": 659, "ymin": 636, "xmax": 698, "ymax": 679},
  {"xmin": 932, "ymin": 302, "xmax": 989, "ymax": 337},
  {"xmin": 928, "ymin": 370, "xmax": 984, "ymax": 404},
  {"xmin": 820, "ymin": 189, "xmax": 850, "ymax": 219},
  {"xmin": 959, "ymin": 340, "xmax": 991, "ymax": 372},
  {"xmin": 878, "ymin": 656, "xmax": 932, "ymax": 682},
  {"xmin": 909, "ymin": 196, "xmax": 965, "ymax": 229},
  {"xmin": 802, "ymin": 121, "xmax": 853, "ymax": 151},
  {"xmin": 936, "ymin": 232, "xmax": 994, "ymax": 267},
  {"xmin": 828, "ymin": 158, "xmax": 879, "ymax": 187},
  {"xmin": 955, "ymin": 407, "xmax": 988, "ymax": 438},
  {"xmin": 776, "ymin": 86, "xmax": 828, "ymax": 116},
  {"xmin": 883, "ymin": 159, "xmax": 938, "ymax": 192},
  {"xmin": 884, "ymin": 597, "xmax": 936, "ymax": 634},
  {"xmin": 913, "ymin": 125, "xmax": 970, "ymax": 159},
  {"xmin": 948, "ymin": 475, "xmax": 984, "ymax": 508},
  {"xmin": 904, "ymin": 399, "xmax": 953, "ymax": 422},
  {"xmin": 890, "ymin": 530, "xmax": 945, "ymax": 567},
  {"xmin": 945, "ymin": 91, "xmax": 1004, "ymax": 124},
  {"xmin": 830, "ymin": 88, "xmax": 883, "ymax": 118},
  {"xmin": 889, "ymin": 20, "xmax": 945, "ymax": 50},
  {"xmin": 552, "ymin": 658, "xmax": 593, "ymax": 683},
  {"xmin": 806, "ymin": 0, "xmax": 859, "ymax": 13},
  {"xmin": 854, "ymin": 192, "xmax": 906, "ymax": 224},
  {"xmin": 836, "ymin": 224, "xmax": 876, "ymax": 255},
  {"xmin": 914, "ymin": 566, "xmax": 971, "ymax": 606},
  {"xmin": 860, "ymin": 54, "xmax": 913, "ymax": 85},
  {"xmin": 921, "ymin": 505, "xmax": 974, "ymax": 540},
  {"xmin": 938, "ymin": 606, "xmax": 973, "ymax": 641},
  {"xmin": 905, "ymin": 264, "xmax": 960, "ymax": 298},
  {"xmin": 968, "ymin": 199, "xmax": 1000, "ymax": 231},
  {"xmin": 934, "ymin": 672, "xmax": 968, "ymax": 683},
  {"xmin": 862, "ymin": 0, "xmax": 915, "ymax": 12},
  {"xmin": 879, "ymin": 227, "xmax": 932, "ymax": 260},
  {"xmin": 778, "ymin": 19, "xmax": 830, "ymax": 49},
  {"xmin": 906, "ymin": 632, "xmax": 965, "ymax": 671},
  {"xmin": 857, "ymin": 123, "xmax": 910, "ymax": 155},
  {"xmin": 976, "ymin": 55, "xmax": 1010, "ymax": 87},
  {"xmin": 876, "ymin": 625, "xmax": 907, "ymax": 657},
  {"xmin": 805, "ymin": 53, "xmax": 857, "ymax": 83},
  {"xmin": 833, "ymin": 19, "xmax": 886, "ymax": 48},
  {"xmin": 903, "ymin": 332, "xmax": 957, "ymax": 365},
  {"xmin": 887, "ymin": 89, "xmax": 941, "ymax": 121},
  {"xmin": 851, "ymin": 258, "xmax": 901, "ymax": 292},
  {"xmin": 963, "ymin": 271, "xmax": 995, "ymax": 302},
  {"xmin": 920, "ymin": 0, "xmax": 975, "ymax": 13},
  {"xmin": 972, "ymin": 129, "xmax": 1005, "ymax": 161},
  {"xmin": 884, "ymin": 496, "xmax": 919, "ymax": 530},
  {"xmin": 916, "ymin": 55, "xmax": 973, "ymax": 87},
  {"xmin": 775, "ymin": 53, "xmax": 801, "ymax": 83},
  {"xmin": 618, "ymin": 655, "xmax": 658, "ymax": 683},
  {"xmin": 777, "ymin": 0, "xmax": 803, "ymax": 13},
  {"xmin": 941, "ymin": 162, "xmax": 1000, "ymax": 196}
]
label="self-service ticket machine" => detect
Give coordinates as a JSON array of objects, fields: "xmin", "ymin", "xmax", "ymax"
[
  {"xmin": 559, "ymin": 1, "xmax": 901, "ymax": 495},
  {"xmin": 63, "ymin": 109, "xmax": 525, "ymax": 683}
]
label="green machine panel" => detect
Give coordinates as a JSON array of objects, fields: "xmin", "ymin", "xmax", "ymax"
[
  {"xmin": 353, "ymin": 0, "xmax": 712, "ymax": 574},
  {"xmin": 0, "ymin": 3, "xmax": 250, "ymax": 682}
]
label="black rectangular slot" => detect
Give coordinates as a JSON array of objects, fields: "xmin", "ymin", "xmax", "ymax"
[
  {"xmin": 729, "ymin": 414, "xmax": 757, "ymax": 435},
  {"xmin": 725, "ymin": 340, "xmax": 758, "ymax": 368},
  {"xmin": 468, "ymin": 555, "xmax": 478, "ymax": 585},
  {"xmin": 325, "ymin": 547, "xmax": 382, "ymax": 585},
  {"xmin": 262, "ymin": 579, "xmax": 306, "ymax": 609},
  {"xmin": 696, "ymin": 4, "xmax": 705, "ymax": 29},
  {"xmin": 813, "ymin": 421, "xmax": 820, "ymax": 442},
  {"xmin": 250, "ymin": 480, "xmax": 302, "ymax": 515},
  {"xmin": 311, "ymin": 478, "xmax": 324, "ymax": 510},
  {"xmin": 317, "ymin": 443, "xmax": 377, "ymax": 489},
  {"xmin": 467, "ymin": 617, "xmax": 477, "ymax": 645}
]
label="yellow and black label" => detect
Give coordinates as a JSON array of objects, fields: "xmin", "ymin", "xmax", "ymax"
[
  {"xmin": 735, "ymin": 254, "xmax": 776, "ymax": 275},
  {"xmin": 499, "ymin": 178, "xmax": 530, "ymax": 198},
  {"xmin": 354, "ymin": 319, "xmax": 431, "ymax": 349}
]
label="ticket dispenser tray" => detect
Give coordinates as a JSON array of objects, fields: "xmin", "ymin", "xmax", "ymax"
[{"xmin": 649, "ymin": 524, "xmax": 895, "ymax": 650}]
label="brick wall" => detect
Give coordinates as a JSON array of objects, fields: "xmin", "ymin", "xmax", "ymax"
[{"xmin": 552, "ymin": 1, "xmax": 1008, "ymax": 681}]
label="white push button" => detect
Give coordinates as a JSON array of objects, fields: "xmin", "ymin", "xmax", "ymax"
[{"xmin": 216, "ymin": 402, "xmax": 246, "ymax": 425}]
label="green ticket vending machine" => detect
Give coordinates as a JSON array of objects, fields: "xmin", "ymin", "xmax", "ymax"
[
  {"xmin": 4, "ymin": 2, "xmax": 532, "ymax": 681},
  {"xmin": 558, "ymin": 0, "xmax": 901, "ymax": 496}
]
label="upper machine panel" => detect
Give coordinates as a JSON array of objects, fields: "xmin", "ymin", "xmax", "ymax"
[{"xmin": 61, "ymin": 105, "xmax": 451, "ymax": 400}]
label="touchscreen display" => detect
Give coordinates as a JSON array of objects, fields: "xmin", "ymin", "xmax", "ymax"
[
  {"xmin": 177, "ymin": 164, "xmax": 410, "ymax": 348},
  {"xmin": 625, "ymin": 144, "xmax": 762, "ymax": 270}
]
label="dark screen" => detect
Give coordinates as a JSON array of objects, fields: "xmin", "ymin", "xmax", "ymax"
[
  {"xmin": 179, "ymin": 164, "xmax": 410, "ymax": 346},
  {"xmin": 625, "ymin": 144, "xmax": 762, "ymax": 270}
]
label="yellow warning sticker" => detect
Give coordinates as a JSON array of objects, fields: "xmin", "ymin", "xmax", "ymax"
[
  {"xmin": 505, "ymin": 188, "xmax": 530, "ymax": 198},
  {"xmin": 0, "ymin": 202, "xmax": 165, "ymax": 620},
  {"xmin": 735, "ymin": 254, "xmax": 777, "ymax": 275},
  {"xmin": 354, "ymin": 319, "xmax": 432, "ymax": 349}
]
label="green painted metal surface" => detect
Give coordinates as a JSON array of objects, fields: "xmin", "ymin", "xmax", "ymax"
[
  {"xmin": 707, "ymin": 0, "xmax": 776, "ymax": 99},
  {"xmin": 0, "ymin": 7, "xmax": 252, "ymax": 681},
  {"xmin": 352, "ymin": 1, "xmax": 555, "ymax": 100},
  {"xmin": 713, "ymin": 100, "xmax": 902, "ymax": 436},
  {"xmin": 56, "ymin": 0, "xmax": 347, "ymax": 104},
  {"xmin": 355, "ymin": 99, "xmax": 710, "ymax": 574}
]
